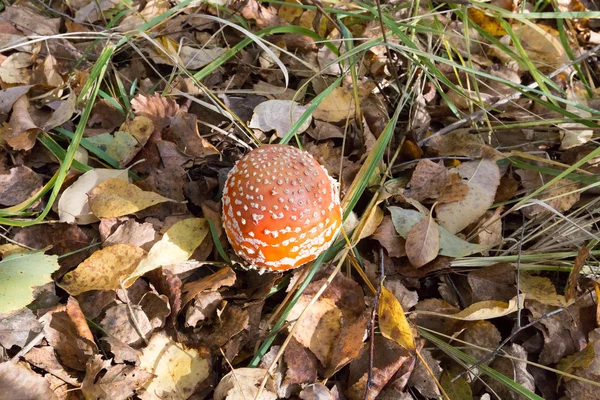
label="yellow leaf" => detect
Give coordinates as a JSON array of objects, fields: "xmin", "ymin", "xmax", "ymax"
[
  {"xmin": 128, "ymin": 218, "xmax": 209, "ymax": 282},
  {"xmin": 557, "ymin": 341, "xmax": 595, "ymax": 384},
  {"xmin": 89, "ymin": 178, "xmax": 173, "ymax": 218},
  {"xmin": 468, "ymin": 8, "xmax": 507, "ymax": 37},
  {"xmin": 58, "ymin": 244, "xmax": 146, "ymax": 295},
  {"xmin": 313, "ymin": 87, "xmax": 356, "ymax": 122},
  {"xmin": 278, "ymin": 0, "xmax": 304, "ymax": 23},
  {"xmin": 520, "ymin": 272, "xmax": 567, "ymax": 307},
  {"xmin": 416, "ymin": 295, "xmax": 524, "ymax": 320},
  {"xmin": 139, "ymin": 332, "xmax": 210, "ymax": 400},
  {"xmin": 378, "ymin": 286, "xmax": 416, "ymax": 351}
]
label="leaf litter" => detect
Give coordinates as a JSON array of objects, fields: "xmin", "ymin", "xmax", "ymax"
[{"xmin": 1, "ymin": 0, "xmax": 600, "ymax": 398}]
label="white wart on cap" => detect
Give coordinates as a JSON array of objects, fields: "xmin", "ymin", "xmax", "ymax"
[{"xmin": 222, "ymin": 144, "xmax": 342, "ymax": 271}]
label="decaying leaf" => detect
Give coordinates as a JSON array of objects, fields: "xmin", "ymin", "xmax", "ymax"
[
  {"xmin": 89, "ymin": 178, "xmax": 173, "ymax": 218},
  {"xmin": 520, "ymin": 271, "xmax": 567, "ymax": 307},
  {"xmin": 214, "ymin": 368, "xmax": 277, "ymax": 400},
  {"xmin": 129, "ymin": 218, "xmax": 210, "ymax": 281},
  {"xmin": 0, "ymin": 252, "xmax": 60, "ymax": 314},
  {"xmin": 436, "ymin": 159, "xmax": 501, "ymax": 234},
  {"xmin": 557, "ymin": 341, "xmax": 595, "ymax": 383},
  {"xmin": 59, "ymin": 244, "xmax": 146, "ymax": 295},
  {"xmin": 139, "ymin": 332, "xmax": 211, "ymax": 400},
  {"xmin": 82, "ymin": 355, "xmax": 153, "ymax": 400},
  {"xmin": 0, "ymin": 362, "xmax": 56, "ymax": 400},
  {"xmin": 0, "ymin": 166, "xmax": 43, "ymax": 207},
  {"xmin": 249, "ymin": 99, "xmax": 311, "ymax": 137}
]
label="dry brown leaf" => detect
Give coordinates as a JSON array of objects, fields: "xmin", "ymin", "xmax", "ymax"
[
  {"xmin": 214, "ymin": 368, "xmax": 277, "ymax": 400},
  {"xmin": 566, "ymin": 247, "xmax": 589, "ymax": 302},
  {"xmin": 520, "ymin": 271, "xmax": 567, "ymax": 306},
  {"xmin": 6, "ymin": 94, "xmax": 39, "ymax": 151},
  {"xmin": 82, "ymin": 355, "xmax": 153, "ymax": 400},
  {"xmin": 404, "ymin": 159, "xmax": 448, "ymax": 202},
  {"xmin": 370, "ymin": 215, "xmax": 406, "ymax": 258},
  {"xmin": 131, "ymin": 93, "xmax": 180, "ymax": 133},
  {"xmin": 516, "ymin": 170, "xmax": 581, "ymax": 217},
  {"xmin": 0, "ymin": 307, "xmax": 42, "ymax": 349},
  {"xmin": 0, "ymin": 361, "xmax": 57, "ymax": 400},
  {"xmin": 405, "ymin": 215, "xmax": 440, "ymax": 268},
  {"xmin": 182, "ymin": 266, "xmax": 236, "ymax": 306},
  {"xmin": 0, "ymin": 166, "xmax": 42, "ymax": 207},
  {"xmin": 164, "ymin": 111, "xmax": 219, "ymax": 158},
  {"xmin": 41, "ymin": 297, "xmax": 98, "ymax": 371},
  {"xmin": 0, "ymin": 85, "xmax": 32, "ymax": 123}
]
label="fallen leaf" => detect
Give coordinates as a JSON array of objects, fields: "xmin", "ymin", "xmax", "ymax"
[
  {"xmin": 515, "ymin": 170, "xmax": 581, "ymax": 217},
  {"xmin": 460, "ymin": 320, "xmax": 501, "ymax": 361},
  {"xmin": 6, "ymin": 94, "xmax": 39, "ymax": 151},
  {"xmin": 59, "ymin": 244, "xmax": 146, "ymax": 295},
  {"xmin": 560, "ymin": 84, "xmax": 593, "ymax": 149},
  {"xmin": 0, "ymin": 85, "xmax": 33, "ymax": 123},
  {"xmin": 428, "ymin": 131, "xmax": 504, "ymax": 160},
  {"xmin": 436, "ymin": 159, "xmax": 501, "ymax": 234},
  {"xmin": 0, "ymin": 166, "xmax": 43, "ymax": 207},
  {"xmin": 43, "ymin": 91, "xmax": 77, "ymax": 130},
  {"xmin": 129, "ymin": 218, "xmax": 210, "ymax": 281},
  {"xmin": 440, "ymin": 372, "xmax": 472, "ymax": 400},
  {"xmin": 248, "ymin": 99, "xmax": 311, "ymax": 137},
  {"xmin": 89, "ymin": 178, "xmax": 173, "ymax": 218},
  {"xmin": 139, "ymin": 332, "xmax": 211, "ymax": 400},
  {"xmin": 58, "ymin": 168, "xmax": 129, "ymax": 224},
  {"xmin": 103, "ymin": 220, "xmax": 158, "ymax": 251},
  {"xmin": 520, "ymin": 271, "xmax": 567, "ymax": 307},
  {"xmin": 0, "ymin": 252, "xmax": 60, "ymax": 314},
  {"xmin": 566, "ymin": 247, "xmax": 589, "ymax": 302},
  {"xmin": 346, "ymin": 336, "xmax": 413, "ymax": 400},
  {"xmin": 24, "ymin": 346, "xmax": 79, "ymax": 387},
  {"xmin": 41, "ymin": 297, "xmax": 98, "ymax": 371},
  {"xmin": 100, "ymin": 303, "xmax": 153, "ymax": 345},
  {"xmin": 164, "ymin": 111, "xmax": 219, "ymax": 158},
  {"xmin": 407, "ymin": 348, "xmax": 442, "ymax": 398},
  {"xmin": 557, "ymin": 341, "xmax": 595, "ymax": 384},
  {"xmin": 416, "ymin": 295, "xmax": 523, "ymax": 320},
  {"xmin": 131, "ymin": 93, "xmax": 180, "ymax": 132},
  {"xmin": 82, "ymin": 355, "xmax": 153, "ymax": 400},
  {"xmin": 378, "ymin": 286, "xmax": 416, "ymax": 351},
  {"xmin": 467, "ymin": 263, "xmax": 516, "ymax": 303},
  {"xmin": 0, "ymin": 362, "xmax": 56, "ymax": 400},
  {"xmin": 390, "ymin": 207, "xmax": 491, "ymax": 257},
  {"xmin": 313, "ymin": 86, "xmax": 356, "ymax": 122},
  {"xmin": 511, "ymin": 22, "xmax": 569, "ymax": 70},
  {"xmin": 404, "ymin": 159, "xmax": 448, "ymax": 202},
  {"xmin": 405, "ymin": 215, "xmax": 440, "ymax": 268},
  {"xmin": 214, "ymin": 368, "xmax": 277, "ymax": 400},
  {"xmin": 370, "ymin": 215, "xmax": 406, "ymax": 258},
  {"xmin": 0, "ymin": 307, "xmax": 42, "ymax": 348},
  {"xmin": 182, "ymin": 266, "xmax": 236, "ymax": 306},
  {"xmin": 468, "ymin": 8, "xmax": 507, "ymax": 36},
  {"xmin": 485, "ymin": 344, "xmax": 536, "ymax": 399}
]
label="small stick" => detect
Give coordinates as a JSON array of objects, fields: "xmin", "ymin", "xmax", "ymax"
[{"xmin": 363, "ymin": 248, "xmax": 385, "ymax": 400}]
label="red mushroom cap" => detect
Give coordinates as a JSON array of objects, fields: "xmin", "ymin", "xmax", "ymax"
[{"xmin": 222, "ymin": 144, "xmax": 342, "ymax": 271}]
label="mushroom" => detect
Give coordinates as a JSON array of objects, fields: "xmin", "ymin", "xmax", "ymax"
[{"xmin": 222, "ymin": 144, "xmax": 342, "ymax": 271}]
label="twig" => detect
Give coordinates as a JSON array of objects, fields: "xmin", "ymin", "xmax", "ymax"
[
  {"xmin": 119, "ymin": 280, "xmax": 148, "ymax": 346},
  {"xmin": 364, "ymin": 248, "xmax": 385, "ymax": 400},
  {"xmin": 419, "ymin": 43, "xmax": 600, "ymax": 146}
]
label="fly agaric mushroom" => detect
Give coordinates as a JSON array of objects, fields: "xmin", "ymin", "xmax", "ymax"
[{"xmin": 222, "ymin": 144, "xmax": 342, "ymax": 271}]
